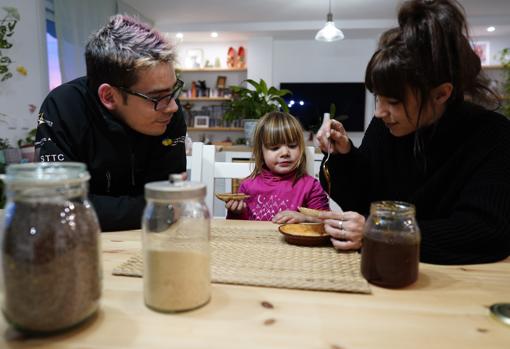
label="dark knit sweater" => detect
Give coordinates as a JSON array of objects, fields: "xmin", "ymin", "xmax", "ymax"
[{"xmin": 321, "ymin": 102, "xmax": 510, "ymax": 265}]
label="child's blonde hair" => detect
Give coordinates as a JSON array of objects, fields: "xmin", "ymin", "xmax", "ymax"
[{"xmin": 249, "ymin": 111, "xmax": 307, "ymax": 183}]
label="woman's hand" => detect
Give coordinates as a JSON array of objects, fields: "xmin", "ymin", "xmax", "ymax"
[
  {"xmin": 316, "ymin": 118, "xmax": 352, "ymax": 155},
  {"xmin": 317, "ymin": 211, "xmax": 365, "ymax": 250},
  {"xmin": 225, "ymin": 199, "xmax": 246, "ymax": 214},
  {"xmin": 272, "ymin": 210, "xmax": 316, "ymax": 224}
]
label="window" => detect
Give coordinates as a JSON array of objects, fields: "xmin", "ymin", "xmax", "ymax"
[{"xmin": 45, "ymin": 0, "xmax": 61, "ymax": 90}]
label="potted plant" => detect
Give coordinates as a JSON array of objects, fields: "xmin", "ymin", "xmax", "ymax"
[
  {"xmin": 0, "ymin": 6, "xmax": 20, "ymax": 82},
  {"xmin": 223, "ymin": 79, "xmax": 291, "ymax": 145},
  {"xmin": 17, "ymin": 128, "xmax": 36, "ymax": 162}
]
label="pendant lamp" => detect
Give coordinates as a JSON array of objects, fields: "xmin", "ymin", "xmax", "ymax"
[{"xmin": 315, "ymin": 0, "xmax": 344, "ymax": 42}]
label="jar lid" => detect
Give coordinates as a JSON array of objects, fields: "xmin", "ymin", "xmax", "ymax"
[
  {"xmin": 490, "ymin": 303, "xmax": 510, "ymax": 326},
  {"xmin": 145, "ymin": 174, "xmax": 206, "ymax": 201},
  {"xmin": 4, "ymin": 162, "xmax": 90, "ymax": 187}
]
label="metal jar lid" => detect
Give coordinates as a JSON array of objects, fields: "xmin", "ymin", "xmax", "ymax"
[
  {"xmin": 490, "ymin": 303, "xmax": 510, "ymax": 326},
  {"xmin": 4, "ymin": 162, "xmax": 90, "ymax": 187},
  {"xmin": 145, "ymin": 174, "xmax": 206, "ymax": 201}
]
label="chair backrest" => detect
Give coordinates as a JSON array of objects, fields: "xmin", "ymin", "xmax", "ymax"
[
  {"xmin": 186, "ymin": 142, "xmax": 204, "ymax": 182},
  {"xmin": 305, "ymin": 146, "xmax": 315, "ymax": 177},
  {"xmin": 201, "ymin": 145, "xmax": 254, "ymax": 215}
]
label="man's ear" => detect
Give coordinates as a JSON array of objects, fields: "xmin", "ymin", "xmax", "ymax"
[
  {"xmin": 98, "ymin": 83, "xmax": 120, "ymax": 111},
  {"xmin": 432, "ymin": 82, "xmax": 453, "ymax": 106}
]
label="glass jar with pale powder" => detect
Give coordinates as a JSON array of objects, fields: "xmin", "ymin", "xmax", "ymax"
[{"xmin": 142, "ymin": 174, "xmax": 210, "ymax": 312}]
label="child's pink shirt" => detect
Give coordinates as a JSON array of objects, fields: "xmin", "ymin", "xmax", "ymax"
[{"xmin": 227, "ymin": 168, "xmax": 330, "ymax": 221}]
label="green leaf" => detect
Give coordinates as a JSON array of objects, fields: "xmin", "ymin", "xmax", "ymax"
[
  {"xmin": 245, "ymin": 79, "xmax": 259, "ymax": 90},
  {"xmin": 329, "ymin": 103, "xmax": 336, "ymax": 118},
  {"xmin": 274, "ymin": 97, "xmax": 289, "ymax": 112},
  {"xmin": 1, "ymin": 72, "xmax": 12, "ymax": 81},
  {"xmin": 259, "ymin": 79, "xmax": 268, "ymax": 95},
  {"xmin": 3, "ymin": 7, "xmax": 20, "ymax": 21}
]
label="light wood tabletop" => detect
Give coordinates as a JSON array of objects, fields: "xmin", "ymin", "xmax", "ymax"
[{"xmin": 1, "ymin": 219, "xmax": 509, "ymax": 348}]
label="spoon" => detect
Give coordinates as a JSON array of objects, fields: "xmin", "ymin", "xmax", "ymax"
[{"xmin": 322, "ymin": 142, "xmax": 331, "ymax": 194}]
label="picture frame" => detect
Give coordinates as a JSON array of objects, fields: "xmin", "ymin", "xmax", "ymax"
[
  {"xmin": 472, "ymin": 41, "xmax": 490, "ymax": 66},
  {"xmin": 216, "ymin": 75, "xmax": 227, "ymax": 89},
  {"xmin": 194, "ymin": 115, "xmax": 210, "ymax": 128},
  {"xmin": 185, "ymin": 48, "xmax": 204, "ymax": 68}
]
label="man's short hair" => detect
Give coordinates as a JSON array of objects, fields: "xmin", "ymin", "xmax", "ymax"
[{"xmin": 85, "ymin": 15, "xmax": 175, "ymax": 92}]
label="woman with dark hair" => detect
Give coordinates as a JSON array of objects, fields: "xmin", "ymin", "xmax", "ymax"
[{"xmin": 316, "ymin": 0, "xmax": 510, "ymax": 264}]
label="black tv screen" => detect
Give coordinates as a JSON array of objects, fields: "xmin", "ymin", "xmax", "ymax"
[{"xmin": 279, "ymin": 82, "xmax": 366, "ymax": 132}]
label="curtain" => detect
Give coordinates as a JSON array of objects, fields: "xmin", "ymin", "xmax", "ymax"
[{"xmin": 54, "ymin": 0, "xmax": 117, "ymax": 82}]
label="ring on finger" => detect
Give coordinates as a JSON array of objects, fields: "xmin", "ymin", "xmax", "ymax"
[{"xmin": 338, "ymin": 220, "xmax": 344, "ymax": 230}]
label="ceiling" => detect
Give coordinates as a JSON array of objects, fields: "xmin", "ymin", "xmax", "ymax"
[{"xmin": 121, "ymin": 0, "xmax": 510, "ymax": 42}]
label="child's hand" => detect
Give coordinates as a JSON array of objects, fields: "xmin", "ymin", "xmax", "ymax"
[
  {"xmin": 272, "ymin": 210, "xmax": 308, "ymax": 224},
  {"xmin": 225, "ymin": 199, "xmax": 246, "ymax": 214}
]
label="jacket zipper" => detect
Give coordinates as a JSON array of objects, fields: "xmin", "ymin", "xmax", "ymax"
[{"xmin": 106, "ymin": 170, "xmax": 111, "ymax": 193}]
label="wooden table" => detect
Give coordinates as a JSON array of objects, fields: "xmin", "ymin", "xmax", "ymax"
[{"xmin": 1, "ymin": 219, "xmax": 509, "ymax": 348}]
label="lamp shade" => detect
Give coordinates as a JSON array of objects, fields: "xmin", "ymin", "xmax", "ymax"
[{"xmin": 315, "ymin": 20, "xmax": 344, "ymax": 42}]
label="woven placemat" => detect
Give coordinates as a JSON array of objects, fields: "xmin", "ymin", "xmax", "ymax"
[{"xmin": 113, "ymin": 224, "xmax": 370, "ymax": 294}]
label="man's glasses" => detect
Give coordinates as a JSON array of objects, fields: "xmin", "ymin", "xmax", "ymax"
[{"xmin": 118, "ymin": 79, "xmax": 184, "ymax": 111}]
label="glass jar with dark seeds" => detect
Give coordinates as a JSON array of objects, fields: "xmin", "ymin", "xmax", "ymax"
[{"xmin": 1, "ymin": 162, "xmax": 101, "ymax": 334}]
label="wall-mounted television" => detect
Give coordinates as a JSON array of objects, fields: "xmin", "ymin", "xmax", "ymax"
[{"xmin": 279, "ymin": 82, "xmax": 366, "ymax": 132}]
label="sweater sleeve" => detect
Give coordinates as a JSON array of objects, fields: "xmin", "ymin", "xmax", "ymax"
[
  {"xmin": 304, "ymin": 178, "xmax": 330, "ymax": 210},
  {"xmin": 36, "ymin": 89, "xmax": 85, "ymax": 162},
  {"xmin": 320, "ymin": 118, "xmax": 380, "ymax": 215},
  {"xmin": 89, "ymin": 194, "xmax": 146, "ymax": 231},
  {"xmin": 418, "ymin": 139, "xmax": 510, "ymax": 265}
]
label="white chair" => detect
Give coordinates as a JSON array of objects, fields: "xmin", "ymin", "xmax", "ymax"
[
  {"xmin": 201, "ymin": 145, "xmax": 317, "ymax": 217},
  {"xmin": 186, "ymin": 142, "xmax": 204, "ymax": 182},
  {"xmin": 201, "ymin": 145, "xmax": 254, "ymax": 216},
  {"xmin": 304, "ymin": 146, "xmax": 315, "ymax": 177}
]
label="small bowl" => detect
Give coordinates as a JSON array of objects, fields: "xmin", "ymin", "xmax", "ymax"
[{"xmin": 278, "ymin": 223, "xmax": 331, "ymax": 246}]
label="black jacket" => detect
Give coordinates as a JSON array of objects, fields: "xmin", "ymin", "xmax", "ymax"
[
  {"xmin": 321, "ymin": 102, "xmax": 510, "ymax": 265},
  {"xmin": 35, "ymin": 77, "xmax": 187, "ymax": 231}
]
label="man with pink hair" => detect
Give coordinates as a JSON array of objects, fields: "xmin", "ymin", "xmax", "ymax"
[{"xmin": 36, "ymin": 15, "xmax": 186, "ymax": 231}]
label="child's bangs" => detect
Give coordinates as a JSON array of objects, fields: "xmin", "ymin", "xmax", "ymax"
[{"xmin": 262, "ymin": 117, "xmax": 301, "ymax": 147}]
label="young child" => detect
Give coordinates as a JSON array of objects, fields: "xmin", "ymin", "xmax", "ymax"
[{"xmin": 226, "ymin": 111, "xmax": 329, "ymax": 223}]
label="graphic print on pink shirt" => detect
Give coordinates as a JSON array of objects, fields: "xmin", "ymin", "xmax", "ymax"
[
  {"xmin": 249, "ymin": 193, "xmax": 292, "ymax": 220},
  {"xmin": 226, "ymin": 168, "xmax": 329, "ymax": 221}
]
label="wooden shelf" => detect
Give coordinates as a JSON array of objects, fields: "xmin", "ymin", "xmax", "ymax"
[
  {"xmin": 177, "ymin": 67, "xmax": 247, "ymax": 73},
  {"xmin": 188, "ymin": 127, "xmax": 243, "ymax": 132},
  {"xmin": 179, "ymin": 97, "xmax": 232, "ymax": 102}
]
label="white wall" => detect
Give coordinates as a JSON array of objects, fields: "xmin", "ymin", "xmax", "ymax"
[
  {"xmin": 0, "ymin": 0, "xmax": 48, "ymax": 145},
  {"xmin": 473, "ymin": 36, "xmax": 510, "ymax": 64},
  {"xmin": 272, "ymin": 38, "xmax": 378, "ymax": 146},
  {"xmin": 247, "ymin": 37, "xmax": 273, "ymax": 85}
]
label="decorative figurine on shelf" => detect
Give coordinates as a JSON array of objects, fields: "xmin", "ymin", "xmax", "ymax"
[
  {"xmin": 237, "ymin": 46, "xmax": 246, "ymax": 69},
  {"xmin": 216, "ymin": 75, "xmax": 226, "ymax": 89},
  {"xmin": 214, "ymin": 57, "xmax": 221, "ymax": 68},
  {"xmin": 183, "ymin": 102, "xmax": 194, "ymax": 126},
  {"xmin": 197, "ymin": 80, "xmax": 208, "ymax": 97},
  {"xmin": 191, "ymin": 81, "xmax": 197, "ymax": 98},
  {"xmin": 227, "ymin": 47, "xmax": 236, "ymax": 68}
]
